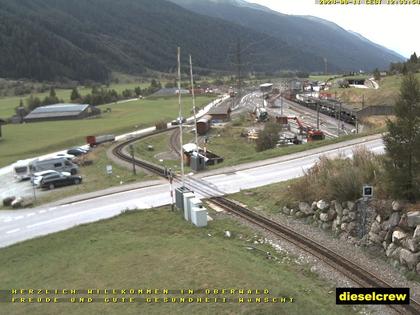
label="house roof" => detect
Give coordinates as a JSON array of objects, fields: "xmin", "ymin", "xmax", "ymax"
[
  {"xmin": 25, "ymin": 104, "xmax": 90, "ymax": 120},
  {"xmin": 208, "ymin": 103, "xmax": 231, "ymax": 116}
]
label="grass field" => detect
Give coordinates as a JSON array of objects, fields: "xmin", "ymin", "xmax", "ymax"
[
  {"xmin": 0, "ymin": 95, "xmax": 215, "ymax": 167},
  {"xmin": 0, "ymin": 207, "xmax": 357, "ymax": 315},
  {"xmin": 0, "ymin": 83, "xmax": 152, "ymax": 118},
  {"xmin": 329, "ymin": 73, "xmax": 420, "ymax": 109}
]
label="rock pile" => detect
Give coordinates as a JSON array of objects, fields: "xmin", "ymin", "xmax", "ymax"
[{"xmin": 283, "ymin": 199, "xmax": 420, "ymax": 274}]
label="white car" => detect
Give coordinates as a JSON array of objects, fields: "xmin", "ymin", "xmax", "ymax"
[{"xmin": 32, "ymin": 170, "xmax": 71, "ymax": 187}]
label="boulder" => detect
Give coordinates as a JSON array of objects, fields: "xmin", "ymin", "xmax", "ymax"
[
  {"xmin": 298, "ymin": 202, "xmax": 314, "ymax": 215},
  {"xmin": 11, "ymin": 197, "xmax": 23, "ymax": 209},
  {"xmin": 346, "ymin": 222, "xmax": 357, "ymax": 233},
  {"xmin": 392, "ymin": 200, "xmax": 402, "ymax": 212},
  {"xmin": 311, "ymin": 201, "xmax": 317, "ymax": 210},
  {"xmin": 399, "ymin": 248, "xmax": 420, "ymax": 269},
  {"xmin": 417, "ymin": 262, "xmax": 420, "ymax": 274},
  {"xmin": 379, "ymin": 230, "xmax": 387, "ymax": 239},
  {"xmin": 320, "ymin": 209, "xmax": 336, "ymax": 222},
  {"xmin": 282, "ymin": 207, "xmax": 290, "ymax": 215},
  {"xmin": 386, "ymin": 243, "xmax": 399, "ymax": 258},
  {"xmin": 333, "ymin": 200, "xmax": 343, "ymax": 216},
  {"xmin": 370, "ymin": 221, "xmax": 381, "ymax": 234},
  {"xmin": 321, "ymin": 222, "xmax": 332, "ymax": 230},
  {"xmin": 407, "ymin": 211, "xmax": 420, "ymax": 228},
  {"xmin": 413, "ymin": 225, "xmax": 420, "ymax": 239},
  {"xmin": 340, "ymin": 223, "xmax": 348, "ymax": 231},
  {"xmin": 295, "ymin": 211, "xmax": 305, "ymax": 219},
  {"xmin": 347, "ymin": 201, "xmax": 356, "ymax": 211},
  {"xmin": 290, "ymin": 209, "xmax": 296, "ymax": 216},
  {"xmin": 341, "ymin": 215, "xmax": 350, "ymax": 223},
  {"xmin": 348, "ymin": 212, "xmax": 357, "ymax": 221},
  {"xmin": 384, "ymin": 229, "xmax": 394, "ymax": 244},
  {"xmin": 398, "ymin": 214, "xmax": 409, "ymax": 230},
  {"xmin": 332, "ymin": 218, "xmax": 341, "ymax": 231},
  {"xmin": 405, "ymin": 238, "xmax": 420, "ymax": 253},
  {"xmin": 316, "ymin": 200, "xmax": 329, "ymax": 211},
  {"xmin": 392, "ymin": 230, "xmax": 407, "ymax": 244},
  {"xmin": 368, "ymin": 232, "xmax": 383, "ymax": 244},
  {"xmin": 376, "ymin": 215, "xmax": 382, "ymax": 223},
  {"xmin": 388, "ymin": 212, "xmax": 400, "ymax": 228},
  {"xmin": 3, "ymin": 196, "xmax": 16, "ymax": 207},
  {"xmin": 342, "ymin": 209, "xmax": 350, "ymax": 216}
]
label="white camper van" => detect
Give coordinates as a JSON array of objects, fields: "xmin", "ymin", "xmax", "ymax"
[
  {"xmin": 29, "ymin": 157, "xmax": 79, "ymax": 175},
  {"xmin": 14, "ymin": 160, "xmax": 31, "ymax": 181}
]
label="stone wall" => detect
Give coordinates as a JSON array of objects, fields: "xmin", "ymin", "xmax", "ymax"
[{"xmin": 283, "ymin": 199, "xmax": 420, "ymax": 274}]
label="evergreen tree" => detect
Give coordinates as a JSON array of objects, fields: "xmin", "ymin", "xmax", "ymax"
[
  {"xmin": 49, "ymin": 87, "xmax": 56, "ymax": 98},
  {"xmin": 409, "ymin": 52, "xmax": 418, "ymax": 63},
  {"xmin": 70, "ymin": 87, "xmax": 81, "ymax": 101},
  {"xmin": 402, "ymin": 63, "xmax": 408, "ymax": 75},
  {"xmin": 373, "ymin": 68, "xmax": 380, "ymax": 81},
  {"xmin": 383, "ymin": 74, "xmax": 420, "ymax": 202}
]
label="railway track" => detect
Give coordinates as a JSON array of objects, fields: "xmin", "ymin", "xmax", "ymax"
[
  {"xmin": 169, "ymin": 128, "xmax": 181, "ymax": 157},
  {"xmin": 112, "ymin": 129, "xmax": 420, "ymax": 314}
]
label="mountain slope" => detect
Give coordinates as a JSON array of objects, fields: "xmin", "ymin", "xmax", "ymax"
[
  {"xmin": 0, "ymin": 0, "xmax": 326, "ymax": 82},
  {"xmin": 170, "ymin": 0, "xmax": 405, "ymax": 72}
]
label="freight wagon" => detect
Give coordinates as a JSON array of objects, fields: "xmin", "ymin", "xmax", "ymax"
[
  {"xmin": 196, "ymin": 115, "xmax": 212, "ymax": 135},
  {"xmin": 86, "ymin": 134, "xmax": 115, "ymax": 147}
]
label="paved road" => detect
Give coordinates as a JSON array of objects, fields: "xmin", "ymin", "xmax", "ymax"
[{"xmin": 0, "ymin": 135, "xmax": 384, "ymax": 248}]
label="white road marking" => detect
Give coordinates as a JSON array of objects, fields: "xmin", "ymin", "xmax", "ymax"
[
  {"xmin": 49, "ymin": 207, "xmax": 57, "ymax": 211},
  {"xmin": 6, "ymin": 228, "xmax": 20, "ymax": 234},
  {"xmin": 39, "ymin": 210, "xmax": 47, "ymax": 214}
]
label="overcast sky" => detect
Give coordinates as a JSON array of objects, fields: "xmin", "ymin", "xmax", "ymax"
[{"xmin": 247, "ymin": 0, "xmax": 419, "ymax": 58}]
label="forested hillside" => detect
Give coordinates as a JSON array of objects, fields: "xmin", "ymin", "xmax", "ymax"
[
  {"xmin": 171, "ymin": 0, "xmax": 405, "ymax": 72},
  {"xmin": 0, "ymin": 0, "xmax": 324, "ymax": 82},
  {"xmin": 0, "ymin": 0, "xmax": 404, "ymax": 83}
]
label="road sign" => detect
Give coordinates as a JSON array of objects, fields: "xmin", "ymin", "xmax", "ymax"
[
  {"xmin": 106, "ymin": 165, "xmax": 113, "ymax": 175},
  {"xmin": 363, "ymin": 185, "xmax": 373, "ymax": 198}
]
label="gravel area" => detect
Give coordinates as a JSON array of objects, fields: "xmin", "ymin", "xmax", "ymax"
[{"xmin": 211, "ymin": 203, "xmax": 420, "ymax": 315}]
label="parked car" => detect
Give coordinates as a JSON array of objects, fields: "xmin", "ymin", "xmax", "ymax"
[
  {"xmin": 171, "ymin": 117, "xmax": 186, "ymax": 125},
  {"xmin": 30, "ymin": 157, "xmax": 79, "ymax": 175},
  {"xmin": 55, "ymin": 153, "xmax": 76, "ymax": 160},
  {"xmin": 31, "ymin": 170, "xmax": 71, "ymax": 187},
  {"xmin": 40, "ymin": 174, "xmax": 82, "ymax": 190},
  {"xmin": 67, "ymin": 148, "xmax": 88, "ymax": 156}
]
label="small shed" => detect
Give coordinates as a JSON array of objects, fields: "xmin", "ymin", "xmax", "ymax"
[
  {"xmin": 24, "ymin": 104, "xmax": 99, "ymax": 123},
  {"xmin": 208, "ymin": 103, "xmax": 231, "ymax": 122}
]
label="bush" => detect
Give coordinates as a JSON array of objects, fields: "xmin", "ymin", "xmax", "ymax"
[
  {"xmin": 255, "ymin": 122, "xmax": 281, "ymax": 152},
  {"xmin": 288, "ymin": 147, "xmax": 384, "ymax": 202}
]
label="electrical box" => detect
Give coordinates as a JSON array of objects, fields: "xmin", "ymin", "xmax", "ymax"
[
  {"xmin": 191, "ymin": 154, "xmax": 205, "ymax": 172},
  {"xmin": 191, "ymin": 205, "xmax": 208, "ymax": 227},
  {"xmin": 175, "ymin": 186, "xmax": 191, "ymax": 211},
  {"xmin": 183, "ymin": 192, "xmax": 195, "ymax": 221}
]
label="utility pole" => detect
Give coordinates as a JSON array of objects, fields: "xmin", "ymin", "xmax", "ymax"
[
  {"xmin": 236, "ymin": 40, "xmax": 242, "ymax": 100},
  {"xmin": 316, "ymin": 101, "xmax": 320, "ymax": 130},
  {"xmin": 177, "ymin": 47, "xmax": 185, "ymax": 187},
  {"xmin": 168, "ymin": 168, "xmax": 174, "ymax": 211},
  {"xmin": 280, "ymin": 85, "xmax": 284, "ymax": 116},
  {"xmin": 189, "ymin": 55, "xmax": 198, "ymax": 153},
  {"xmin": 129, "ymin": 144, "xmax": 136, "ymax": 175},
  {"xmin": 337, "ymin": 101, "xmax": 342, "ymax": 137},
  {"xmin": 324, "ymin": 57, "xmax": 328, "ymax": 75}
]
